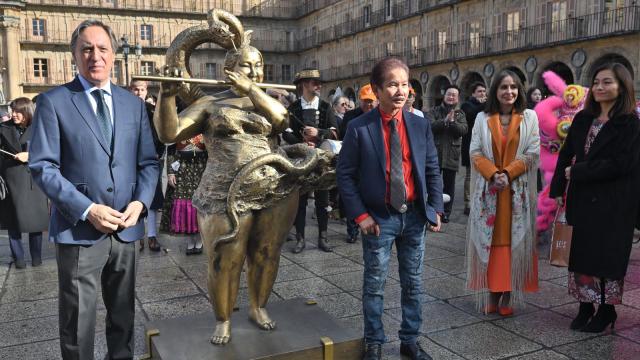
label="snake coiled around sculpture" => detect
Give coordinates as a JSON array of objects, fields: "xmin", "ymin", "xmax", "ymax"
[
  {"xmin": 214, "ymin": 144, "xmax": 335, "ymax": 248},
  {"xmin": 164, "ymin": 9, "xmax": 252, "ymax": 105}
]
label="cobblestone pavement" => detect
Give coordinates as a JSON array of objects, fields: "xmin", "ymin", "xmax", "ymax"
[{"xmin": 1, "ymin": 174, "xmax": 639, "ymax": 359}]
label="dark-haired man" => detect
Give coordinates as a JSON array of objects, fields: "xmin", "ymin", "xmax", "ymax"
[
  {"xmin": 427, "ymin": 84, "xmax": 467, "ymax": 223},
  {"xmin": 460, "ymin": 82, "xmax": 486, "ymax": 214},
  {"xmin": 338, "ymin": 57, "xmax": 443, "ymax": 360},
  {"xmin": 29, "ymin": 20, "xmax": 158, "ymax": 359}
]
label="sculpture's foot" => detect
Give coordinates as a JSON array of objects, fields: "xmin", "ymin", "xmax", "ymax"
[
  {"xmin": 210, "ymin": 320, "xmax": 231, "ymax": 345},
  {"xmin": 249, "ymin": 307, "xmax": 276, "ymax": 330}
]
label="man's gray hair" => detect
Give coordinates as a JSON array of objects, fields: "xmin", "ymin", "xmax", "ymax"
[{"xmin": 70, "ymin": 19, "xmax": 119, "ymax": 54}]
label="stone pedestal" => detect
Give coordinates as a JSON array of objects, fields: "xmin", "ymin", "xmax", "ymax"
[{"xmin": 143, "ymin": 298, "xmax": 363, "ymax": 359}]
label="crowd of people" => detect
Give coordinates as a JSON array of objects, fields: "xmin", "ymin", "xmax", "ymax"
[{"xmin": 0, "ymin": 18, "xmax": 639, "ymax": 360}]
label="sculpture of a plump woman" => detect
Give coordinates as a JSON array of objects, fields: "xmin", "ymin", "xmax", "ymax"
[{"xmin": 154, "ymin": 37, "xmax": 298, "ymax": 345}]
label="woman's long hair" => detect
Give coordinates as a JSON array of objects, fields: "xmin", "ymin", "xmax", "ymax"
[
  {"xmin": 583, "ymin": 62, "xmax": 636, "ymax": 119},
  {"xmin": 9, "ymin": 97, "xmax": 35, "ymax": 127},
  {"xmin": 485, "ymin": 70, "xmax": 527, "ymax": 115}
]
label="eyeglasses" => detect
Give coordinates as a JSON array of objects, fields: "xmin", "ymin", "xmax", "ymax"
[{"xmin": 340, "ymin": 103, "xmax": 348, "ymax": 107}]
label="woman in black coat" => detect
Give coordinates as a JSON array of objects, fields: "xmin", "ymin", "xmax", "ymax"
[
  {"xmin": 550, "ymin": 63, "xmax": 640, "ymax": 333},
  {"xmin": 0, "ymin": 97, "xmax": 49, "ymax": 269}
]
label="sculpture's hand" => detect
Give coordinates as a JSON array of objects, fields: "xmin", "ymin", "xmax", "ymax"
[
  {"xmin": 159, "ymin": 65, "xmax": 185, "ymax": 97},
  {"xmin": 225, "ymin": 69, "xmax": 253, "ymax": 95}
]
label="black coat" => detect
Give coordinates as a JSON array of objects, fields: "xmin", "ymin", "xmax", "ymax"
[
  {"xmin": 550, "ymin": 111, "xmax": 640, "ymax": 280},
  {"xmin": 460, "ymin": 97, "xmax": 485, "ymax": 167},
  {"xmin": 283, "ymin": 98, "xmax": 337, "ymax": 144},
  {"xmin": 339, "ymin": 107, "xmax": 364, "ymax": 140},
  {"xmin": 0, "ymin": 122, "xmax": 49, "ymax": 233}
]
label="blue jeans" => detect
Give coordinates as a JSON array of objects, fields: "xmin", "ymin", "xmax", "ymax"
[
  {"xmin": 361, "ymin": 207, "xmax": 427, "ymax": 345},
  {"xmin": 8, "ymin": 229, "xmax": 43, "ymax": 262}
]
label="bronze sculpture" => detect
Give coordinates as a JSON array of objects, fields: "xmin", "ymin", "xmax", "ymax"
[{"xmin": 153, "ymin": 9, "xmax": 334, "ymax": 345}]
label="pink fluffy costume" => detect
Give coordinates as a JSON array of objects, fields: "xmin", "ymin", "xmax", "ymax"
[{"xmin": 535, "ymin": 71, "xmax": 588, "ymax": 233}]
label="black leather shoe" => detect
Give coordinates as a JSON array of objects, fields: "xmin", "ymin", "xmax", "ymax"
[
  {"xmin": 148, "ymin": 236, "xmax": 162, "ymax": 252},
  {"xmin": 441, "ymin": 214, "xmax": 450, "ymax": 223},
  {"xmin": 14, "ymin": 259, "xmax": 26, "ymax": 269},
  {"xmin": 292, "ymin": 234, "xmax": 306, "ymax": 254},
  {"xmin": 400, "ymin": 342, "xmax": 432, "ymax": 360},
  {"xmin": 463, "ymin": 207, "xmax": 470, "ymax": 215},
  {"xmin": 318, "ymin": 231, "xmax": 333, "ymax": 252},
  {"xmin": 570, "ymin": 302, "xmax": 595, "ymax": 330},
  {"xmin": 32, "ymin": 258, "xmax": 43, "ymax": 267},
  {"xmin": 363, "ymin": 343, "xmax": 382, "ymax": 360},
  {"xmin": 582, "ymin": 304, "xmax": 617, "ymax": 333}
]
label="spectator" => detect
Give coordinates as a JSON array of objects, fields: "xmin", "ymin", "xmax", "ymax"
[
  {"xmin": 526, "ymin": 87, "xmax": 543, "ymax": 109},
  {"xmin": 550, "ymin": 63, "xmax": 640, "ymax": 333},
  {"xmin": 129, "ymin": 79, "xmax": 163, "ymax": 251},
  {"xmin": 331, "ymin": 95, "xmax": 350, "ymax": 128},
  {"xmin": 0, "ymin": 97, "xmax": 48, "ymax": 269},
  {"xmin": 404, "ymin": 88, "xmax": 424, "ymax": 117},
  {"xmin": 466, "ymin": 70, "xmax": 540, "ymax": 316},
  {"xmin": 460, "ymin": 82, "xmax": 487, "ymax": 215},
  {"xmin": 338, "ymin": 83, "xmax": 377, "ymax": 139},
  {"xmin": 427, "ymin": 84, "xmax": 467, "ymax": 223}
]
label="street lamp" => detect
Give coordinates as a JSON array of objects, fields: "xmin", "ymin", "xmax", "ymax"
[{"xmin": 120, "ymin": 36, "xmax": 142, "ymax": 86}]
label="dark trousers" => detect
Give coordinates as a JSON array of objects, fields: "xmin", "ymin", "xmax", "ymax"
[
  {"xmin": 56, "ymin": 237, "xmax": 137, "ymax": 360},
  {"xmin": 441, "ymin": 168, "xmax": 457, "ymax": 216},
  {"xmin": 8, "ymin": 229, "xmax": 42, "ymax": 262},
  {"xmin": 295, "ymin": 190, "xmax": 329, "ymax": 237}
]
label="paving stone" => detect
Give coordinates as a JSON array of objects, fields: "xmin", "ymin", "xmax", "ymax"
[
  {"xmin": 382, "ymin": 338, "xmax": 465, "ymax": 360},
  {"xmin": 136, "ymin": 266, "xmax": 189, "ymax": 285},
  {"xmin": 135, "ymin": 280, "xmax": 202, "ymax": 303},
  {"xmin": 4, "ymin": 268, "xmax": 59, "ymax": 287},
  {"xmin": 272, "ymin": 277, "xmax": 342, "ymax": 300},
  {"xmin": 94, "ymin": 325, "xmax": 147, "ymax": 359},
  {"xmin": 428, "ymin": 322, "xmax": 541, "ymax": 360},
  {"xmin": 0, "ymin": 280, "xmax": 58, "ymax": 304},
  {"xmin": 315, "ymin": 292, "xmax": 362, "ymax": 318},
  {"xmin": 617, "ymin": 325, "xmax": 640, "ymax": 344},
  {"xmin": 274, "ymin": 263, "xmax": 318, "ymax": 282},
  {"xmin": 338, "ymin": 313, "xmax": 401, "ymax": 343},
  {"xmin": 135, "ymin": 254, "xmax": 177, "ymax": 272},
  {"xmin": 538, "ymin": 261, "xmax": 569, "ymax": 280},
  {"xmin": 386, "ymin": 301, "xmax": 481, "ymax": 333},
  {"xmin": 428, "ymin": 255, "xmax": 466, "ymax": 275},
  {"xmin": 494, "ymin": 310, "xmax": 596, "ymax": 347},
  {"xmin": 421, "ymin": 265, "xmax": 450, "ymax": 280},
  {"xmin": 423, "ymin": 246, "xmax": 458, "ymax": 260},
  {"xmin": 141, "ymin": 294, "xmax": 212, "ymax": 321},
  {"xmin": 447, "ymin": 294, "xmax": 541, "ymax": 320},
  {"xmin": 423, "ymin": 275, "xmax": 475, "ymax": 300},
  {"xmin": 0, "ymin": 338, "xmax": 61, "ymax": 360},
  {"xmin": 524, "ymin": 280, "xmax": 576, "ymax": 308},
  {"xmin": 333, "ymin": 242, "xmax": 365, "ymax": 257},
  {"xmin": 281, "ymin": 246, "xmax": 342, "ymax": 264},
  {"xmin": 302, "ymin": 257, "xmax": 363, "ymax": 276},
  {"xmin": 0, "ymin": 315, "xmax": 59, "ymax": 347},
  {"xmin": 0, "ymin": 297, "xmax": 58, "ymax": 323},
  {"xmin": 623, "ymin": 287, "xmax": 640, "ymax": 310},
  {"xmin": 554, "ymin": 335, "xmax": 640, "ymax": 360},
  {"xmin": 510, "ymin": 349, "xmax": 570, "ymax": 360}
]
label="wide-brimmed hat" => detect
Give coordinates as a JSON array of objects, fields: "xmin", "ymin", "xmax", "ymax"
[{"xmin": 294, "ymin": 69, "xmax": 322, "ymax": 84}]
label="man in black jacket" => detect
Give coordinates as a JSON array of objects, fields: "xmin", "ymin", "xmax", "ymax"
[
  {"xmin": 283, "ymin": 69, "xmax": 338, "ymax": 253},
  {"xmin": 459, "ymin": 82, "xmax": 486, "ymax": 215},
  {"xmin": 338, "ymin": 84, "xmax": 377, "ymax": 140}
]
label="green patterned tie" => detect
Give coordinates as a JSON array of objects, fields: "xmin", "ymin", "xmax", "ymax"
[{"xmin": 91, "ymin": 89, "xmax": 113, "ymax": 147}]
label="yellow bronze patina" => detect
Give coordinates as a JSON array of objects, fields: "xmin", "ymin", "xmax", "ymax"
[{"xmin": 153, "ymin": 9, "xmax": 335, "ymax": 346}]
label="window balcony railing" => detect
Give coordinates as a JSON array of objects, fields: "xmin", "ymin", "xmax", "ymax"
[{"xmin": 320, "ymin": 6, "xmax": 640, "ymax": 81}]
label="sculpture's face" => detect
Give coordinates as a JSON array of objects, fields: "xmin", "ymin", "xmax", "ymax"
[{"xmin": 233, "ymin": 47, "xmax": 264, "ymax": 83}]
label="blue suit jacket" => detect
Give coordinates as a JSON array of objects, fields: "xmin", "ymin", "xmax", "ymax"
[
  {"xmin": 29, "ymin": 77, "xmax": 159, "ymax": 245},
  {"xmin": 337, "ymin": 108, "xmax": 444, "ymax": 225}
]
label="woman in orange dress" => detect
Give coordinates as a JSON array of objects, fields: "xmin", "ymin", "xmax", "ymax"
[{"xmin": 466, "ymin": 70, "xmax": 540, "ymax": 315}]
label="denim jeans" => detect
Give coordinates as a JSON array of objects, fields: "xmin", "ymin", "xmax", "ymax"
[
  {"xmin": 361, "ymin": 207, "xmax": 427, "ymax": 345},
  {"xmin": 8, "ymin": 229, "xmax": 43, "ymax": 262}
]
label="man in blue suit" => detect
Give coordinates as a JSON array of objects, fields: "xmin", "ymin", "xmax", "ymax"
[
  {"xmin": 337, "ymin": 57, "xmax": 443, "ymax": 360},
  {"xmin": 29, "ymin": 20, "xmax": 159, "ymax": 360}
]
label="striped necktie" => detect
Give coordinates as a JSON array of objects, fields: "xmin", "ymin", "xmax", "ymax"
[{"xmin": 91, "ymin": 89, "xmax": 113, "ymax": 147}]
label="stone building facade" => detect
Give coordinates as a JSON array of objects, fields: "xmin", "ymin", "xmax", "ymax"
[{"xmin": 0, "ymin": 0, "xmax": 638, "ymax": 110}]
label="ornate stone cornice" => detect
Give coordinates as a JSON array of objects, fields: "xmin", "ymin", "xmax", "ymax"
[
  {"xmin": 0, "ymin": 0, "xmax": 26, "ymax": 10},
  {"xmin": 0, "ymin": 15, "xmax": 21, "ymax": 29}
]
